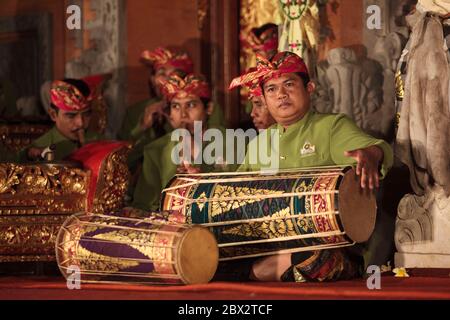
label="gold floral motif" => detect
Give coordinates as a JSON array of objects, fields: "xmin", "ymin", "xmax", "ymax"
[
  {"xmin": 0, "ymin": 163, "xmax": 88, "ymax": 216},
  {"xmin": 210, "ymin": 184, "xmax": 284, "ymax": 217},
  {"xmin": 261, "ymin": 207, "xmax": 296, "ymax": 238},
  {"xmin": 75, "ymin": 245, "xmax": 139, "ymax": 276},
  {"xmin": 196, "ymin": 192, "xmax": 208, "ymax": 211},
  {"xmin": 222, "ymin": 207, "xmax": 296, "ymax": 239},
  {"xmin": 60, "ymin": 223, "xmax": 177, "ymax": 278},
  {"xmin": 0, "ymin": 164, "xmax": 22, "ymax": 194},
  {"xmin": 0, "ymin": 163, "xmax": 87, "ymax": 197},
  {"xmin": 91, "ymin": 145, "xmax": 131, "ymax": 213},
  {"xmin": 0, "ymin": 215, "xmax": 67, "ymax": 260},
  {"xmin": 0, "ymin": 145, "xmax": 131, "ymax": 263},
  {"xmin": 0, "ymin": 124, "xmax": 50, "ymax": 152}
]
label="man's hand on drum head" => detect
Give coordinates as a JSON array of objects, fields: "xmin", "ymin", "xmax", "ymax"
[{"xmin": 344, "ymin": 145, "xmax": 384, "ymax": 190}]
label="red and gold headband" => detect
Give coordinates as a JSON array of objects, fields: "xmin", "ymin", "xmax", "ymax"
[
  {"xmin": 140, "ymin": 47, "xmax": 194, "ymax": 74},
  {"xmin": 50, "ymin": 80, "xmax": 90, "ymax": 112},
  {"xmin": 161, "ymin": 73, "xmax": 210, "ymax": 101},
  {"xmin": 242, "ymin": 67, "xmax": 262, "ymax": 99},
  {"xmin": 229, "ymin": 51, "xmax": 309, "ymax": 92}
]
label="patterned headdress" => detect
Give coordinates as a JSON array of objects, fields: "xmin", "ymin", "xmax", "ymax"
[
  {"xmin": 242, "ymin": 24, "xmax": 278, "ymax": 57},
  {"xmin": 160, "ymin": 73, "xmax": 210, "ymax": 101},
  {"xmin": 229, "ymin": 51, "xmax": 309, "ymax": 92},
  {"xmin": 50, "ymin": 80, "xmax": 90, "ymax": 112},
  {"xmin": 140, "ymin": 47, "xmax": 194, "ymax": 74},
  {"xmin": 82, "ymin": 73, "xmax": 112, "ymax": 100},
  {"xmin": 243, "ymin": 67, "xmax": 263, "ymax": 99}
]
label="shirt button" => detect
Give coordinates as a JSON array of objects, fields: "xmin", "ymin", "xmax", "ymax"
[{"xmin": 280, "ymin": 156, "xmax": 286, "ymax": 160}]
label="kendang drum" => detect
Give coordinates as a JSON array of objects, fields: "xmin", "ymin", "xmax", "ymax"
[
  {"xmin": 161, "ymin": 166, "xmax": 376, "ymax": 261},
  {"xmin": 55, "ymin": 212, "xmax": 218, "ymax": 285}
]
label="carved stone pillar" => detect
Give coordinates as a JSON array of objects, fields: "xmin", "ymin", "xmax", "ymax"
[
  {"xmin": 395, "ymin": 186, "xmax": 450, "ymax": 268},
  {"xmin": 65, "ymin": 0, "xmax": 127, "ymax": 139}
]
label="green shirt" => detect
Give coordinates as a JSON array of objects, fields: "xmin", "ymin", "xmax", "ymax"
[
  {"xmin": 132, "ymin": 125, "xmax": 233, "ymax": 211},
  {"xmin": 17, "ymin": 126, "xmax": 102, "ymax": 162},
  {"xmin": 238, "ymin": 111, "xmax": 393, "ymax": 177}
]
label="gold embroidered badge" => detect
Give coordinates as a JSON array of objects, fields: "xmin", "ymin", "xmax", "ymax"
[{"xmin": 300, "ymin": 141, "xmax": 316, "ymax": 156}]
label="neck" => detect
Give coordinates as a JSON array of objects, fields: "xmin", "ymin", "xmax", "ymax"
[{"xmin": 278, "ymin": 110, "xmax": 309, "ymax": 129}]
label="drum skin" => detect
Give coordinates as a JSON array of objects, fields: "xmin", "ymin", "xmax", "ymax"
[
  {"xmin": 55, "ymin": 213, "xmax": 218, "ymax": 285},
  {"xmin": 161, "ymin": 167, "xmax": 376, "ymax": 260}
]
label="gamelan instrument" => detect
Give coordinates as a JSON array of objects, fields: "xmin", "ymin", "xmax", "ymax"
[
  {"xmin": 161, "ymin": 166, "xmax": 376, "ymax": 261},
  {"xmin": 55, "ymin": 212, "xmax": 219, "ymax": 285}
]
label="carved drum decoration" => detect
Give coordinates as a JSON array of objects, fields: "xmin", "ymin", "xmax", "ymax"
[{"xmin": 0, "ymin": 141, "xmax": 131, "ymax": 263}]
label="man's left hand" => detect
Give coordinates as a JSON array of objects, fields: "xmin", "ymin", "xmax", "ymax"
[{"xmin": 344, "ymin": 145, "xmax": 383, "ymax": 190}]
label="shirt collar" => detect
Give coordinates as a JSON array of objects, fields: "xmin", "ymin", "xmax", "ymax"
[{"xmin": 276, "ymin": 110, "xmax": 313, "ymax": 134}]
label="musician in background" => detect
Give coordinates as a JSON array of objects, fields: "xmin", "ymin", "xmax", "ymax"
[
  {"xmin": 241, "ymin": 23, "xmax": 278, "ymax": 130},
  {"xmin": 132, "ymin": 73, "xmax": 231, "ymax": 212},
  {"xmin": 18, "ymin": 79, "xmax": 101, "ymax": 162},
  {"xmin": 230, "ymin": 51, "xmax": 394, "ymax": 282}
]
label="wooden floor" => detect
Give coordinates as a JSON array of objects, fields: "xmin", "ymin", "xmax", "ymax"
[{"xmin": 1, "ymin": 273, "xmax": 450, "ymax": 300}]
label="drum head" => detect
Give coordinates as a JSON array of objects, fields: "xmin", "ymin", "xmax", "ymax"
[
  {"xmin": 176, "ymin": 226, "xmax": 219, "ymax": 284},
  {"xmin": 338, "ymin": 169, "xmax": 377, "ymax": 243}
]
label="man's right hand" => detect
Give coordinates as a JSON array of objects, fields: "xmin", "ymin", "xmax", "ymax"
[{"xmin": 140, "ymin": 100, "xmax": 166, "ymax": 131}]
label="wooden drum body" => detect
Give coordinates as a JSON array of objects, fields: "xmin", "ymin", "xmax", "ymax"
[
  {"xmin": 55, "ymin": 213, "xmax": 218, "ymax": 285},
  {"xmin": 161, "ymin": 167, "xmax": 376, "ymax": 260}
]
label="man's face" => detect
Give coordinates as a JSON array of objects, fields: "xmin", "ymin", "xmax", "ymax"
[
  {"xmin": 250, "ymin": 96, "xmax": 276, "ymax": 130},
  {"xmin": 49, "ymin": 108, "xmax": 92, "ymax": 141},
  {"xmin": 150, "ymin": 64, "xmax": 177, "ymax": 97},
  {"xmin": 169, "ymin": 94, "xmax": 211, "ymax": 133},
  {"xmin": 262, "ymin": 73, "xmax": 314, "ymax": 127}
]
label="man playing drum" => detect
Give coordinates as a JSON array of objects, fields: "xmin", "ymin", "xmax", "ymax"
[{"xmin": 229, "ymin": 51, "xmax": 394, "ymax": 282}]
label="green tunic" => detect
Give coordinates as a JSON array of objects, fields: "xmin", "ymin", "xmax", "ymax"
[
  {"xmin": 0, "ymin": 143, "xmax": 17, "ymax": 162},
  {"xmin": 238, "ymin": 111, "xmax": 393, "ymax": 176},
  {"xmin": 118, "ymin": 98, "xmax": 160, "ymax": 142},
  {"xmin": 17, "ymin": 126, "xmax": 101, "ymax": 162},
  {"xmin": 132, "ymin": 125, "xmax": 234, "ymax": 212}
]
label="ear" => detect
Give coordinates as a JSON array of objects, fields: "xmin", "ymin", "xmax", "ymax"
[
  {"xmin": 206, "ymin": 101, "xmax": 214, "ymax": 116},
  {"xmin": 260, "ymin": 94, "xmax": 268, "ymax": 107},
  {"xmin": 48, "ymin": 108, "xmax": 58, "ymax": 122},
  {"xmin": 306, "ymin": 81, "xmax": 316, "ymax": 94}
]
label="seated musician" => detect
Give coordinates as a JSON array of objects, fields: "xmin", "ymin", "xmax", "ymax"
[
  {"xmin": 247, "ymin": 79, "xmax": 276, "ymax": 130},
  {"xmin": 132, "ymin": 73, "xmax": 231, "ymax": 212},
  {"xmin": 120, "ymin": 47, "xmax": 226, "ymax": 173},
  {"xmin": 230, "ymin": 51, "xmax": 394, "ymax": 282},
  {"xmin": 18, "ymin": 79, "xmax": 102, "ymax": 162},
  {"xmin": 241, "ymin": 23, "xmax": 278, "ymax": 130},
  {"xmin": 118, "ymin": 47, "xmax": 193, "ymax": 145}
]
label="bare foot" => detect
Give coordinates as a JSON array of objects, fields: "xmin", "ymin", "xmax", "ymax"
[{"xmin": 250, "ymin": 254, "xmax": 292, "ymax": 282}]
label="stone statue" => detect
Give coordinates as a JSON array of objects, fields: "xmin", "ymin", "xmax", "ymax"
[{"xmin": 395, "ymin": 0, "xmax": 450, "ymax": 269}]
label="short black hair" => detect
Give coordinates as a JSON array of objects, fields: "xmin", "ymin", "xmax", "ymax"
[
  {"xmin": 200, "ymin": 97, "xmax": 211, "ymax": 109},
  {"xmin": 251, "ymin": 23, "xmax": 278, "ymax": 38},
  {"xmin": 50, "ymin": 78, "xmax": 90, "ymax": 112}
]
